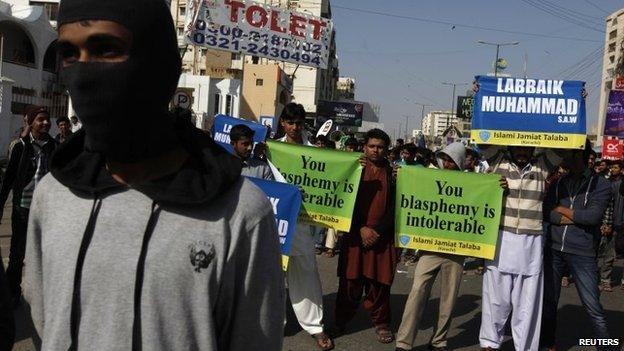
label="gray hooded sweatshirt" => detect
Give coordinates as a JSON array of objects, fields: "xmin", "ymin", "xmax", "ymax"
[{"xmin": 24, "ymin": 122, "xmax": 285, "ymax": 350}]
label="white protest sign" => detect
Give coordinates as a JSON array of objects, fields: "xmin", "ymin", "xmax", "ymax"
[{"xmin": 185, "ymin": 0, "xmax": 333, "ymax": 69}]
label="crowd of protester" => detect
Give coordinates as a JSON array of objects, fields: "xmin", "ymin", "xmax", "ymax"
[{"xmin": 0, "ymin": 0, "xmax": 622, "ymax": 350}]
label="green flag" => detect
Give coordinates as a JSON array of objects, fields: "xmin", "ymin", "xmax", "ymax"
[
  {"xmin": 267, "ymin": 140, "xmax": 362, "ymax": 232},
  {"xmin": 395, "ymin": 166, "xmax": 503, "ymax": 259}
]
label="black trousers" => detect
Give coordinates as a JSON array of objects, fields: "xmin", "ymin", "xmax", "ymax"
[
  {"xmin": 6, "ymin": 205, "xmax": 29, "ymax": 300},
  {"xmin": 0, "ymin": 249, "xmax": 15, "ymax": 351}
]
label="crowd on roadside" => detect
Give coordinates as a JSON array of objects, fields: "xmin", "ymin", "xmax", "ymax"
[{"xmin": 0, "ymin": 0, "xmax": 622, "ymax": 350}]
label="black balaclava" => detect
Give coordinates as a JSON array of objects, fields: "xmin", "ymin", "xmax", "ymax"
[{"xmin": 58, "ymin": 0, "xmax": 182, "ymax": 163}]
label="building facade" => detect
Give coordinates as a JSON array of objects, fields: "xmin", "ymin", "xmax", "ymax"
[
  {"xmin": 421, "ymin": 111, "xmax": 458, "ymax": 137},
  {"xmin": 171, "ymin": 0, "xmax": 338, "ymax": 121},
  {"xmin": 336, "ymin": 77, "xmax": 355, "ymax": 100},
  {"xmin": 597, "ymin": 8, "xmax": 624, "ymax": 140},
  {"xmin": 0, "ymin": 1, "xmax": 65, "ymax": 155},
  {"xmin": 240, "ymin": 63, "xmax": 292, "ymax": 121}
]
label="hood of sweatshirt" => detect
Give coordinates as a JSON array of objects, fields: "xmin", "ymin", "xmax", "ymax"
[
  {"xmin": 49, "ymin": 114, "xmax": 242, "ymax": 207},
  {"xmin": 436, "ymin": 142, "xmax": 466, "ymax": 171}
]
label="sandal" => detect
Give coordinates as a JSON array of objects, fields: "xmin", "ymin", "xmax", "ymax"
[
  {"xmin": 375, "ymin": 326, "xmax": 394, "ymax": 344},
  {"xmin": 312, "ymin": 332, "xmax": 334, "ymax": 350},
  {"xmin": 323, "ymin": 249, "xmax": 336, "ymax": 258}
]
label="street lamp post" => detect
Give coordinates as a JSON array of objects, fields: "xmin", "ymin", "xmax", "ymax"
[
  {"xmin": 477, "ymin": 40, "xmax": 520, "ymax": 77},
  {"xmin": 441, "ymin": 82, "xmax": 468, "ymax": 134}
]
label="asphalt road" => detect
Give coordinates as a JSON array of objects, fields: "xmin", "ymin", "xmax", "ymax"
[{"xmin": 2, "ymin": 203, "xmax": 623, "ymax": 351}]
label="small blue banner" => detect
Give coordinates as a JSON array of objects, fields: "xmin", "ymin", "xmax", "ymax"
[
  {"xmin": 472, "ymin": 76, "xmax": 586, "ymax": 149},
  {"xmin": 246, "ymin": 177, "xmax": 302, "ymax": 270},
  {"xmin": 211, "ymin": 114, "xmax": 268, "ymax": 154}
]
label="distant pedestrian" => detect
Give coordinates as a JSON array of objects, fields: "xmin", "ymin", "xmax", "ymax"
[
  {"xmin": 69, "ymin": 115, "xmax": 82, "ymax": 133},
  {"xmin": 55, "ymin": 116, "xmax": 73, "ymax": 143},
  {"xmin": 334, "ymin": 129, "xmax": 398, "ymax": 345},
  {"xmin": 230, "ymin": 124, "xmax": 274, "ymax": 180},
  {"xmin": 597, "ymin": 160, "xmax": 622, "ymax": 293},
  {"xmin": 0, "ymin": 106, "xmax": 56, "ymax": 306},
  {"xmin": 23, "ymin": 1, "xmax": 284, "ymax": 349}
]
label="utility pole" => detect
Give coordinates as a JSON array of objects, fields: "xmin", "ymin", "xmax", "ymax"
[
  {"xmin": 477, "ymin": 40, "xmax": 520, "ymax": 77},
  {"xmin": 413, "ymin": 102, "xmax": 433, "ymax": 130},
  {"xmin": 403, "ymin": 115, "xmax": 410, "ymax": 141},
  {"xmin": 441, "ymin": 82, "xmax": 467, "ymax": 134}
]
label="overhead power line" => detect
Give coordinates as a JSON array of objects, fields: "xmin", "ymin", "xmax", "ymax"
[
  {"xmin": 520, "ymin": 0, "xmax": 605, "ymax": 33},
  {"xmin": 332, "ymin": 5, "xmax": 602, "ymax": 43},
  {"xmin": 583, "ymin": 0, "xmax": 611, "ymax": 15}
]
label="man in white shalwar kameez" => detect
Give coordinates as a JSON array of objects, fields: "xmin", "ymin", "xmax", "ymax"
[
  {"xmin": 268, "ymin": 103, "xmax": 333, "ymax": 350},
  {"xmin": 478, "ymin": 146, "xmax": 561, "ymax": 351}
]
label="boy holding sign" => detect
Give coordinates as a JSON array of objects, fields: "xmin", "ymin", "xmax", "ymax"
[{"xmin": 272, "ymin": 103, "xmax": 334, "ymax": 351}]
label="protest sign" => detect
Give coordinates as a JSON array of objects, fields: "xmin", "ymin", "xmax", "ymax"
[
  {"xmin": 456, "ymin": 96, "xmax": 474, "ymax": 120},
  {"xmin": 471, "ymin": 76, "xmax": 586, "ymax": 149},
  {"xmin": 185, "ymin": 0, "xmax": 333, "ymax": 69},
  {"xmin": 266, "ymin": 140, "xmax": 362, "ymax": 231},
  {"xmin": 246, "ymin": 177, "xmax": 301, "ymax": 270},
  {"xmin": 395, "ymin": 166, "xmax": 503, "ymax": 259},
  {"xmin": 604, "ymin": 90, "xmax": 624, "ymax": 138},
  {"xmin": 602, "ymin": 137, "xmax": 624, "ymax": 161},
  {"xmin": 211, "ymin": 114, "xmax": 268, "ymax": 154}
]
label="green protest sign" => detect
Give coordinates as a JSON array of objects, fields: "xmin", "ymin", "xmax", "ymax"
[
  {"xmin": 267, "ymin": 140, "xmax": 362, "ymax": 232},
  {"xmin": 395, "ymin": 167, "xmax": 503, "ymax": 259}
]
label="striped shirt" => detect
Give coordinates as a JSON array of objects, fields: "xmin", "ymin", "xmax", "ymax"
[{"xmin": 484, "ymin": 147, "xmax": 561, "ymax": 235}]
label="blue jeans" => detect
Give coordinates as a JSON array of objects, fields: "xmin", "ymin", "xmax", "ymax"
[{"xmin": 540, "ymin": 249, "xmax": 613, "ymax": 350}]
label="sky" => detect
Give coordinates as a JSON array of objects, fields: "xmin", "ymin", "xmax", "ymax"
[{"xmin": 331, "ymin": 0, "xmax": 622, "ymax": 139}]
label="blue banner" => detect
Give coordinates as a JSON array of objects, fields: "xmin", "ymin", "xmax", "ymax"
[
  {"xmin": 246, "ymin": 177, "xmax": 302, "ymax": 270},
  {"xmin": 211, "ymin": 114, "xmax": 268, "ymax": 154},
  {"xmin": 471, "ymin": 76, "xmax": 586, "ymax": 149}
]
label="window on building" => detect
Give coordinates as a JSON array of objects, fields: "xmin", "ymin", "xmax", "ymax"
[
  {"xmin": 609, "ymin": 43, "xmax": 616, "ymax": 53},
  {"xmin": 610, "ymin": 55, "xmax": 616, "ymax": 64},
  {"xmin": 30, "ymin": 1, "xmax": 59, "ymax": 21},
  {"xmin": 231, "ymin": 53, "xmax": 241, "ymax": 60},
  {"xmin": 226, "ymin": 95, "xmax": 233, "ymax": 116},
  {"xmin": 179, "ymin": 6, "xmax": 186, "ymax": 17},
  {"xmin": 214, "ymin": 94, "xmax": 221, "ymax": 116},
  {"xmin": 256, "ymin": 79, "xmax": 264, "ymax": 86},
  {"xmin": 252, "ymin": 56, "xmax": 259, "ymax": 64},
  {"xmin": 610, "ymin": 30, "xmax": 618, "ymax": 40},
  {"xmin": 177, "ymin": 27, "xmax": 185, "ymax": 37},
  {"xmin": 200, "ymin": 69, "xmax": 206, "ymax": 76}
]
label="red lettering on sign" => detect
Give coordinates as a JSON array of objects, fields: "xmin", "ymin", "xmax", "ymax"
[
  {"xmin": 225, "ymin": 0, "xmax": 245, "ymax": 23},
  {"xmin": 289, "ymin": 14, "xmax": 306, "ymax": 37},
  {"xmin": 246, "ymin": 5, "xmax": 269, "ymax": 28},
  {"xmin": 270, "ymin": 10, "xmax": 287, "ymax": 33},
  {"xmin": 308, "ymin": 18, "xmax": 327, "ymax": 40}
]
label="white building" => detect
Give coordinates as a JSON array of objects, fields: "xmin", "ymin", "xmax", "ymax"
[
  {"xmin": 3, "ymin": 0, "xmax": 58, "ymax": 26},
  {"xmin": 597, "ymin": 8, "xmax": 624, "ymax": 140},
  {"xmin": 421, "ymin": 111, "xmax": 458, "ymax": 137},
  {"xmin": 0, "ymin": 1, "xmax": 65, "ymax": 155},
  {"xmin": 177, "ymin": 74, "xmax": 241, "ymax": 130}
]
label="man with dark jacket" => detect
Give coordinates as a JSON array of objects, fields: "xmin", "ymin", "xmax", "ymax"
[
  {"xmin": 23, "ymin": 0, "xmax": 284, "ymax": 349},
  {"xmin": 540, "ymin": 144, "xmax": 615, "ymax": 351},
  {"xmin": 0, "ymin": 106, "xmax": 56, "ymax": 305}
]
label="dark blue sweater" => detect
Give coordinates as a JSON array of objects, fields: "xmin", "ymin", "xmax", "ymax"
[{"xmin": 544, "ymin": 173, "xmax": 612, "ymax": 257}]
